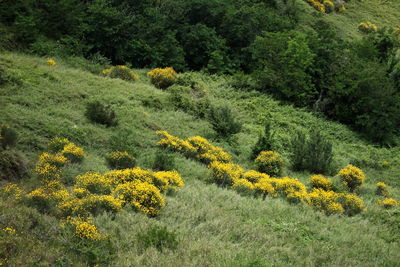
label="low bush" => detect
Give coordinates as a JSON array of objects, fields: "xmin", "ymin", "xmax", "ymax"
[
  {"xmin": 61, "ymin": 143, "xmax": 85, "ymax": 163},
  {"xmin": 251, "ymin": 121, "xmax": 275, "ymax": 159},
  {"xmin": 137, "ymin": 226, "xmax": 178, "ymax": 252},
  {"xmin": 85, "ymin": 101, "xmax": 117, "ymax": 127},
  {"xmin": 106, "ymin": 151, "xmax": 136, "ymax": 169},
  {"xmin": 290, "ymin": 129, "xmax": 333, "ymax": 174},
  {"xmin": 376, "ymin": 182, "xmax": 390, "ymax": 197},
  {"xmin": 0, "ymin": 125, "xmax": 18, "ymax": 149},
  {"xmin": 101, "ymin": 65, "xmax": 139, "ymax": 82},
  {"xmin": 147, "ymin": 67, "xmax": 177, "ymax": 89},
  {"xmin": 0, "ymin": 149, "xmax": 27, "ymax": 181},
  {"xmin": 338, "ymin": 164, "xmax": 365, "ymax": 192},
  {"xmin": 309, "ymin": 174, "xmax": 333, "ymax": 191},
  {"xmin": 358, "ymin": 22, "xmax": 378, "ymax": 33},
  {"xmin": 152, "ymin": 149, "xmax": 175, "ymax": 171},
  {"xmin": 378, "ymin": 198, "xmax": 399, "ymax": 209},
  {"xmin": 255, "ymin": 151, "xmax": 284, "ymax": 177},
  {"xmin": 208, "ymin": 103, "xmax": 242, "ymax": 137},
  {"xmin": 48, "ymin": 137, "xmax": 70, "ymax": 153}
]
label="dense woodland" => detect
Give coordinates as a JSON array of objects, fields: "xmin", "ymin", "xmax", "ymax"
[{"xmin": 1, "ymin": 0, "xmax": 400, "ymax": 144}]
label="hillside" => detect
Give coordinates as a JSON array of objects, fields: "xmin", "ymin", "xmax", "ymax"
[
  {"xmin": 1, "ymin": 53, "xmax": 399, "ymax": 266},
  {"xmin": 298, "ymin": 0, "xmax": 400, "ymax": 40}
]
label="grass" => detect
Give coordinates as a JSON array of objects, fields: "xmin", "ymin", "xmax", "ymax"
[{"xmin": 0, "ymin": 52, "xmax": 399, "ymax": 266}]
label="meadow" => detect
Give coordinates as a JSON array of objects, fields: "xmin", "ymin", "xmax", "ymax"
[{"xmin": 0, "ymin": 52, "xmax": 399, "ymax": 266}]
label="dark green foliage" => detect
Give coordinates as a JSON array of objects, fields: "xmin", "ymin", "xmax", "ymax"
[
  {"xmin": 290, "ymin": 129, "xmax": 333, "ymax": 174},
  {"xmin": 108, "ymin": 129, "xmax": 138, "ymax": 157},
  {"xmin": 85, "ymin": 101, "xmax": 117, "ymax": 127},
  {"xmin": 1, "ymin": 125, "xmax": 18, "ymax": 149},
  {"xmin": 251, "ymin": 121, "xmax": 275, "ymax": 159},
  {"xmin": 137, "ymin": 226, "xmax": 178, "ymax": 252},
  {"xmin": 0, "ymin": 149, "xmax": 27, "ymax": 181},
  {"xmin": 208, "ymin": 103, "xmax": 242, "ymax": 137},
  {"xmin": 152, "ymin": 149, "xmax": 176, "ymax": 171},
  {"xmin": 105, "ymin": 151, "xmax": 136, "ymax": 170}
]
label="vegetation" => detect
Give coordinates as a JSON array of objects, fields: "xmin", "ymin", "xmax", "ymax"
[{"xmin": 1, "ymin": 0, "xmax": 400, "ymax": 265}]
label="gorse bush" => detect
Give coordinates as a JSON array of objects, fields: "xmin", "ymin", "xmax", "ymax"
[
  {"xmin": 309, "ymin": 175, "xmax": 333, "ymax": 191},
  {"xmin": 0, "ymin": 125, "xmax": 18, "ymax": 149},
  {"xmin": 290, "ymin": 129, "xmax": 333, "ymax": 174},
  {"xmin": 85, "ymin": 101, "xmax": 117, "ymax": 127},
  {"xmin": 208, "ymin": 103, "xmax": 242, "ymax": 137},
  {"xmin": 137, "ymin": 226, "xmax": 179, "ymax": 252},
  {"xmin": 378, "ymin": 198, "xmax": 399, "ymax": 209},
  {"xmin": 105, "ymin": 151, "xmax": 136, "ymax": 169},
  {"xmin": 147, "ymin": 67, "xmax": 177, "ymax": 89},
  {"xmin": 358, "ymin": 22, "xmax": 378, "ymax": 33},
  {"xmin": 101, "ymin": 65, "xmax": 139, "ymax": 82},
  {"xmin": 338, "ymin": 164, "xmax": 365, "ymax": 192},
  {"xmin": 255, "ymin": 151, "xmax": 284, "ymax": 177},
  {"xmin": 376, "ymin": 182, "xmax": 390, "ymax": 197}
]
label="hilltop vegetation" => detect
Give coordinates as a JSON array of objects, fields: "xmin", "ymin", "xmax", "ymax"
[{"xmin": 1, "ymin": 53, "xmax": 399, "ymax": 266}]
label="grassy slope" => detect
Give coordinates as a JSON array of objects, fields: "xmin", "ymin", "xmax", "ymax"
[
  {"xmin": 1, "ymin": 53, "xmax": 400, "ymax": 266},
  {"xmin": 297, "ymin": 0, "xmax": 400, "ymax": 40}
]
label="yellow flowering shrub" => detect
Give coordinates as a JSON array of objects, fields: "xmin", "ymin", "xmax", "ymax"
[
  {"xmin": 67, "ymin": 217, "xmax": 104, "ymax": 240},
  {"xmin": 338, "ymin": 164, "xmax": 365, "ymax": 191},
  {"xmin": 147, "ymin": 67, "xmax": 177, "ymax": 89},
  {"xmin": 48, "ymin": 137, "xmax": 70, "ymax": 153},
  {"xmin": 269, "ymin": 177, "xmax": 307, "ymax": 197},
  {"xmin": 375, "ymin": 182, "xmax": 390, "ymax": 197},
  {"xmin": 59, "ymin": 194, "xmax": 124, "ymax": 216},
  {"xmin": 255, "ymin": 151, "xmax": 284, "ymax": 177},
  {"xmin": 38, "ymin": 153, "xmax": 68, "ymax": 167},
  {"xmin": 47, "ymin": 58, "xmax": 56, "ymax": 66},
  {"xmin": 306, "ymin": 0, "xmax": 326, "ymax": 13},
  {"xmin": 209, "ymin": 161, "xmax": 244, "ymax": 186},
  {"xmin": 104, "ymin": 167, "xmax": 154, "ymax": 185},
  {"xmin": 27, "ymin": 181, "xmax": 72, "ymax": 210},
  {"xmin": 358, "ymin": 22, "xmax": 378, "ymax": 33},
  {"xmin": 2, "ymin": 227, "xmax": 16, "ymax": 235},
  {"xmin": 113, "ymin": 180, "xmax": 165, "ymax": 216},
  {"xmin": 308, "ymin": 189, "xmax": 344, "ymax": 215},
  {"xmin": 75, "ymin": 172, "xmax": 113, "ymax": 194},
  {"xmin": 101, "ymin": 65, "xmax": 140, "ymax": 82},
  {"xmin": 153, "ymin": 170, "xmax": 185, "ymax": 192},
  {"xmin": 61, "ymin": 143, "xmax": 85, "ymax": 163},
  {"xmin": 337, "ymin": 193, "xmax": 365, "ymax": 216},
  {"xmin": 378, "ymin": 198, "xmax": 399, "ymax": 209},
  {"xmin": 243, "ymin": 170, "xmax": 270, "ymax": 183},
  {"xmin": 73, "ymin": 187, "xmax": 90, "ymax": 198},
  {"xmin": 156, "ymin": 130, "xmax": 197, "ymax": 155},
  {"xmin": 232, "ymin": 178, "xmax": 255, "ymax": 196},
  {"xmin": 287, "ymin": 191, "xmax": 310, "ymax": 204},
  {"xmin": 323, "ymin": 0, "xmax": 334, "ymax": 13},
  {"xmin": 309, "ymin": 174, "xmax": 333, "ymax": 191},
  {"xmin": 106, "ymin": 151, "xmax": 136, "ymax": 169},
  {"xmin": 35, "ymin": 152, "xmax": 67, "ymax": 181},
  {"xmin": 254, "ymin": 177, "xmax": 275, "ymax": 197},
  {"xmin": 1, "ymin": 183, "xmax": 25, "ymax": 201}
]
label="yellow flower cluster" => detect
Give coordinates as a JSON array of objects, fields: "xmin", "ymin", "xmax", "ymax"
[
  {"xmin": 338, "ymin": 164, "xmax": 365, "ymax": 191},
  {"xmin": 48, "ymin": 137, "xmax": 70, "ymax": 152},
  {"xmin": 75, "ymin": 172, "xmax": 113, "ymax": 194},
  {"xmin": 59, "ymin": 194, "xmax": 124, "ymax": 216},
  {"xmin": 209, "ymin": 161, "xmax": 244, "ymax": 186},
  {"xmin": 306, "ymin": 0, "xmax": 326, "ymax": 13},
  {"xmin": 61, "ymin": 143, "xmax": 85, "ymax": 162},
  {"xmin": 358, "ymin": 22, "xmax": 378, "ymax": 33},
  {"xmin": 378, "ymin": 198, "xmax": 399, "ymax": 209},
  {"xmin": 35, "ymin": 156, "xmax": 63, "ymax": 182},
  {"xmin": 255, "ymin": 151, "xmax": 284, "ymax": 177},
  {"xmin": 156, "ymin": 131, "xmax": 232, "ymax": 164},
  {"xmin": 113, "ymin": 180, "xmax": 165, "ymax": 216},
  {"xmin": 2, "ymin": 227, "xmax": 16, "ymax": 235},
  {"xmin": 27, "ymin": 180, "xmax": 72, "ymax": 206},
  {"xmin": 376, "ymin": 182, "xmax": 390, "ymax": 197},
  {"xmin": 107, "ymin": 151, "xmax": 131, "ymax": 161},
  {"xmin": 101, "ymin": 65, "xmax": 140, "ymax": 81},
  {"xmin": 147, "ymin": 67, "xmax": 177, "ymax": 89},
  {"xmin": 47, "ymin": 58, "xmax": 57, "ymax": 67},
  {"xmin": 66, "ymin": 217, "xmax": 104, "ymax": 240},
  {"xmin": 310, "ymin": 174, "xmax": 333, "ymax": 191},
  {"xmin": 1, "ymin": 183, "xmax": 25, "ymax": 201}
]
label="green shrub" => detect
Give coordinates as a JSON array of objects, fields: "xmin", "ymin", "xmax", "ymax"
[
  {"xmin": 290, "ymin": 129, "xmax": 333, "ymax": 174},
  {"xmin": 108, "ymin": 129, "xmax": 138, "ymax": 157},
  {"xmin": 101, "ymin": 65, "xmax": 139, "ymax": 82},
  {"xmin": 255, "ymin": 151, "xmax": 284, "ymax": 177},
  {"xmin": 105, "ymin": 151, "xmax": 136, "ymax": 169},
  {"xmin": 137, "ymin": 225, "xmax": 178, "ymax": 252},
  {"xmin": 0, "ymin": 125, "xmax": 18, "ymax": 149},
  {"xmin": 168, "ymin": 85, "xmax": 210, "ymax": 119},
  {"xmin": 208, "ymin": 103, "xmax": 242, "ymax": 137},
  {"xmin": 0, "ymin": 149, "xmax": 27, "ymax": 181},
  {"xmin": 85, "ymin": 101, "xmax": 117, "ymax": 127},
  {"xmin": 152, "ymin": 149, "xmax": 176, "ymax": 171},
  {"xmin": 251, "ymin": 121, "xmax": 275, "ymax": 159}
]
